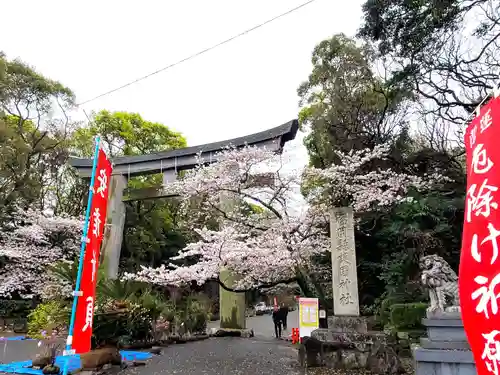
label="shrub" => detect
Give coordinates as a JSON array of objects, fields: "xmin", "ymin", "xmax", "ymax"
[
  {"xmin": 158, "ymin": 293, "xmax": 209, "ymax": 335},
  {"xmin": 374, "ymin": 296, "xmax": 400, "ymax": 327},
  {"xmin": 185, "ymin": 311, "xmax": 207, "ymax": 334},
  {"xmin": 131, "ymin": 289, "xmax": 167, "ymax": 321},
  {"xmin": 92, "ymin": 300, "xmax": 154, "ymax": 348},
  {"xmin": 97, "ymin": 278, "xmax": 143, "ymax": 302},
  {"xmin": 375, "ymin": 287, "xmax": 427, "ymax": 328},
  {"xmin": 182, "ymin": 295, "xmax": 208, "ymax": 334},
  {"xmin": 0, "ymin": 300, "xmax": 34, "ymax": 318},
  {"xmin": 27, "ymin": 300, "xmax": 69, "ymax": 338},
  {"xmin": 389, "ymin": 302, "xmax": 427, "ymax": 330}
]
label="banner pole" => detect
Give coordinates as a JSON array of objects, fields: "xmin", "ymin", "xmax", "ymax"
[{"xmin": 62, "ymin": 136, "xmax": 101, "ymax": 375}]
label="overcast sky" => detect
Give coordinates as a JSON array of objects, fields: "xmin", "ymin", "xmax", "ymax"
[{"xmin": 1, "ymin": 0, "xmax": 364, "ymax": 170}]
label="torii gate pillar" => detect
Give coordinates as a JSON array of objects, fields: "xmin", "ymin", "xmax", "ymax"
[
  {"xmin": 101, "ymin": 175, "xmax": 127, "ymax": 278},
  {"xmin": 219, "ymin": 269, "xmax": 246, "ymax": 329}
]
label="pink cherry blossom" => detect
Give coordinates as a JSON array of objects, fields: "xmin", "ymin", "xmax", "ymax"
[
  {"xmin": 304, "ymin": 143, "xmax": 449, "ymax": 211},
  {"xmin": 124, "ymin": 144, "xmax": 448, "ymax": 291},
  {"xmin": 0, "ymin": 208, "xmax": 82, "ymax": 299}
]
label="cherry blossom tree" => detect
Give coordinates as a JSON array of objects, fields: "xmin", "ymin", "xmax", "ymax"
[
  {"xmin": 303, "ymin": 142, "xmax": 449, "ymax": 212},
  {"xmin": 124, "ymin": 145, "xmax": 330, "ymax": 294},
  {"xmin": 0, "ymin": 208, "xmax": 82, "ymax": 299},
  {"xmin": 124, "ymin": 143, "xmax": 448, "ymax": 293}
]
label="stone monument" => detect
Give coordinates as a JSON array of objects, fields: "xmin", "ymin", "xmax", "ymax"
[
  {"xmin": 413, "ymin": 254, "xmax": 476, "ymax": 375},
  {"xmin": 306, "ymin": 207, "xmax": 403, "ymax": 374},
  {"xmin": 330, "ymin": 207, "xmax": 360, "ymax": 317}
]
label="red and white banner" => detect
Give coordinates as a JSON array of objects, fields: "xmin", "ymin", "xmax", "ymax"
[
  {"xmin": 461, "ymin": 94, "xmax": 500, "ymax": 375},
  {"xmin": 72, "ymin": 147, "xmax": 113, "ymax": 354}
]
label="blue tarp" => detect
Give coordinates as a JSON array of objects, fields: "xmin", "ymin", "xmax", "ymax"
[
  {"xmin": 0, "ymin": 351, "xmax": 152, "ymax": 374},
  {"xmin": 0, "ymin": 337, "xmax": 35, "ymax": 341}
]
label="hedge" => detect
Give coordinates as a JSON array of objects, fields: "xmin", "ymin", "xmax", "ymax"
[{"xmin": 389, "ymin": 302, "xmax": 427, "ymax": 330}]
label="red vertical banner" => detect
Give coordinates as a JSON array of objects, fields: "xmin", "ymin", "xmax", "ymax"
[
  {"xmin": 461, "ymin": 94, "xmax": 500, "ymax": 375},
  {"xmin": 72, "ymin": 148, "xmax": 113, "ymax": 354}
]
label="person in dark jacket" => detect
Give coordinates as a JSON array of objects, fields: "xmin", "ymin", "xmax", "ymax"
[
  {"xmin": 272, "ymin": 306, "xmax": 282, "ymax": 338},
  {"xmin": 279, "ymin": 303, "xmax": 289, "ymax": 330}
]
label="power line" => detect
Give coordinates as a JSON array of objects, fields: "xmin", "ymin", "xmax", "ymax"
[{"xmin": 77, "ymin": 0, "xmax": 318, "ymax": 106}]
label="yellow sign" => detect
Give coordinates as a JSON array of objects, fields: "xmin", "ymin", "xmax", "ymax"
[{"xmin": 298, "ymin": 297, "xmax": 319, "ymax": 337}]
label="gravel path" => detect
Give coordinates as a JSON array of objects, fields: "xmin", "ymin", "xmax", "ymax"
[
  {"xmin": 124, "ymin": 337, "xmax": 301, "ymax": 375},
  {"xmin": 0, "ymin": 337, "xmax": 414, "ymax": 375},
  {"xmin": 0, "ymin": 312, "xmax": 414, "ymax": 375},
  {"xmin": 0, "ymin": 336, "xmax": 302, "ymax": 375},
  {"xmin": 0, "ymin": 340, "xmax": 41, "ymax": 364},
  {"xmin": 207, "ymin": 310, "xmax": 299, "ymax": 338}
]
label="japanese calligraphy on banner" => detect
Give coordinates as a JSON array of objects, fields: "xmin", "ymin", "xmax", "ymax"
[
  {"xmin": 298, "ymin": 297, "xmax": 318, "ymax": 338},
  {"xmin": 72, "ymin": 147, "xmax": 113, "ymax": 354},
  {"xmin": 461, "ymin": 94, "xmax": 500, "ymax": 375}
]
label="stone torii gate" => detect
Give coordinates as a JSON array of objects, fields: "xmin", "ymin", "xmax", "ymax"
[{"xmin": 68, "ymin": 119, "xmax": 298, "ymax": 330}]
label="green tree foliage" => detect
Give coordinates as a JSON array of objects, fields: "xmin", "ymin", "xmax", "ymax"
[
  {"xmin": 71, "ymin": 110, "xmax": 186, "ymax": 158},
  {"xmin": 0, "ymin": 52, "xmax": 191, "ymax": 277},
  {"xmin": 298, "ymin": 34, "xmax": 412, "ymax": 168},
  {"xmin": 298, "ymin": 34, "xmax": 467, "ymax": 313},
  {"xmin": 67, "ymin": 110, "xmax": 189, "ymax": 271},
  {"xmin": 356, "ymin": 190, "xmax": 464, "ymax": 307},
  {"xmin": 121, "ymin": 200, "xmax": 188, "ymax": 270},
  {"xmin": 0, "ymin": 53, "xmax": 75, "ymax": 217},
  {"xmin": 354, "ymin": 0, "xmax": 490, "ymax": 309}
]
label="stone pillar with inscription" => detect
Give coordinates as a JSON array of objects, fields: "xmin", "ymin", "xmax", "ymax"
[
  {"xmin": 305, "ymin": 207, "xmax": 404, "ymax": 372},
  {"xmin": 330, "ymin": 207, "xmax": 360, "ymax": 316},
  {"xmin": 326, "ymin": 206, "xmax": 369, "ymax": 345}
]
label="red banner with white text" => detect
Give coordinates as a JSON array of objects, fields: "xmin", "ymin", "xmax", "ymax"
[
  {"xmin": 461, "ymin": 94, "xmax": 500, "ymax": 375},
  {"xmin": 72, "ymin": 147, "xmax": 113, "ymax": 354}
]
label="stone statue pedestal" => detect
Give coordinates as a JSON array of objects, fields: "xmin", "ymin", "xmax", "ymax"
[{"xmin": 413, "ymin": 311, "xmax": 476, "ymax": 375}]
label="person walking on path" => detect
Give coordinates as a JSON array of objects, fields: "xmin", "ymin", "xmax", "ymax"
[
  {"xmin": 272, "ymin": 306, "xmax": 283, "ymax": 339},
  {"xmin": 279, "ymin": 303, "xmax": 289, "ymax": 331}
]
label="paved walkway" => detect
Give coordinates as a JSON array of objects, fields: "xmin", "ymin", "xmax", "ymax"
[
  {"xmin": 0, "ymin": 313, "xmax": 301, "ymax": 375},
  {"xmin": 135, "ymin": 336, "xmax": 300, "ymax": 375},
  {"xmin": 0, "ymin": 339, "xmax": 40, "ymax": 364},
  {"xmin": 208, "ymin": 310, "xmax": 299, "ymax": 338},
  {"xmin": 0, "ymin": 337, "xmax": 300, "ymax": 375}
]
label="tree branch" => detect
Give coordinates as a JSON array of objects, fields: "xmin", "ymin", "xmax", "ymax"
[{"xmin": 216, "ymin": 276, "xmax": 298, "ymax": 293}]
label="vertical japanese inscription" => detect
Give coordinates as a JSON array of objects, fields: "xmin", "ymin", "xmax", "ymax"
[
  {"xmin": 462, "ymin": 98, "xmax": 500, "ymax": 375},
  {"xmin": 330, "ymin": 207, "xmax": 359, "ymax": 316}
]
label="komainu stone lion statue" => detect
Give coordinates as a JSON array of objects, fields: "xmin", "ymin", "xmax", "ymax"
[{"xmin": 419, "ymin": 254, "xmax": 460, "ymax": 313}]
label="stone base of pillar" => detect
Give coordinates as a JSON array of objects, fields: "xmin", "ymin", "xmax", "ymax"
[
  {"xmin": 328, "ymin": 316, "xmax": 368, "ymax": 333},
  {"xmin": 219, "ymin": 269, "xmax": 246, "ymax": 330},
  {"xmin": 302, "ymin": 316, "xmax": 404, "ymax": 373},
  {"xmin": 208, "ymin": 327, "xmax": 254, "ymax": 338}
]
